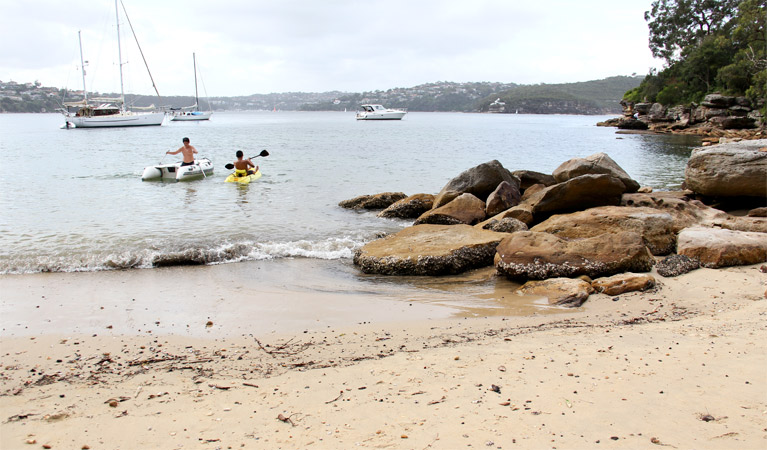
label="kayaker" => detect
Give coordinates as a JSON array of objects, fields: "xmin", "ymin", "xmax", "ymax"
[
  {"xmin": 166, "ymin": 137, "xmax": 198, "ymax": 166},
  {"xmin": 233, "ymin": 150, "xmax": 258, "ymax": 176}
]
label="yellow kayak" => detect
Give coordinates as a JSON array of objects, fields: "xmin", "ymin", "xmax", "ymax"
[{"xmin": 225, "ymin": 169, "xmax": 262, "ymax": 184}]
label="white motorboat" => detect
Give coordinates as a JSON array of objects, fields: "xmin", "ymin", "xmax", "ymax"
[
  {"xmin": 171, "ymin": 110, "xmax": 212, "ymax": 121},
  {"xmin": 355, "ymin": 104, "xmax": 407, "ymax": 120},
  {"xmin": 61, "ymin": 2, "xmax": 165, "ymax": 129},
  {"xmin": 171, "ymin": 53, "xmax": 213, "ymax": 122},
  {"xmin": 141, "ymin": 158, "xmax": 214, "ymax": 182}
]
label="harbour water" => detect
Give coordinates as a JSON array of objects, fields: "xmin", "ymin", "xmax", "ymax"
[{"xmin": 0, "ymin": 111, "xmax": 700, "ymax": 275}]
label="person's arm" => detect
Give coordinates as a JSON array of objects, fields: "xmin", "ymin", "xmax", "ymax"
[
  {"xmin": 167, "ymin": 147, "xmax": 181, "ymax": 155},
  {"xmin": 247, "ymin": 159, "xmax": 255, "ymax": 169}
]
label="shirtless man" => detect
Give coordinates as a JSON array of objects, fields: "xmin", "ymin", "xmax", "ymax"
[
  {"xmin": 233, "ymin": 150, "xmax": 258, "ymax": 176},
  {"xmin": 166, "ymin": 137, "xmax": 197, "ymax": 166}
]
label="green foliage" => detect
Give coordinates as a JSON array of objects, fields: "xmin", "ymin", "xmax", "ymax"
[
  {"xmin": 628, "ymin": 0, "xmax": 766, "ymax": 106},
  {"xmin": 645, "ymin": 0, "xmax": 741, "ymax": 63}
]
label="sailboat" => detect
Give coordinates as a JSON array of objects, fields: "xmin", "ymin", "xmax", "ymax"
[
  {"xmin": 171, "ymin": 53, "xmax": 212, "ymax": 121},
  {"xmin": 61, "ymin": 0, "xmax": 165, "ymax": 128}
]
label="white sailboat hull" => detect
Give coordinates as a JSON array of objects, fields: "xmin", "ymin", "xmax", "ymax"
[
  {"xmin": 69, "ymin": 111, "xmax": 166, "ymax": 128},
  {"xmin": 141, "ymin": 158, "xmax": 214, "ymax": 181}
]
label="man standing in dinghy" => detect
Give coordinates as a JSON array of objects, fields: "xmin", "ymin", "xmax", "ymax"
[
  {"xmin": 167, "ymin": 137, "xmax": 198, "ymax": 166},
  {"xmin": 233, "ymin": 150, "xmax": 258, "ymax": 176}
]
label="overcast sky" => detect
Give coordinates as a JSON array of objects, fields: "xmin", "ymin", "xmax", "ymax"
[{"xmin": 1, "ymin": 0, "xmax": 662, "ymax": 97}]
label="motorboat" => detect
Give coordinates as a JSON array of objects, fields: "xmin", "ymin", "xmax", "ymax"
[
  {"xmin": 170, "ymin": 110, "xmax": 212, "ymax": 121},
  {"xmin": 61, "ymin": 2, "xmax": 165, "ymax": 129},
  {"xmin": 355, "ymin": 104, "xmax": 407, "ymax": 120},
  {"xmin": 170, "ymin": 53, "xmax": 213, "ymax": 122},
  {"xmin": 141, "ymin": 158, "xmax": 214, "ymax": 182}
]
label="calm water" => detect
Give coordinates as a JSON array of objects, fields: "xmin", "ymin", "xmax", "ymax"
[{"xmin": 0, "ymin": 112, "xmax": 699, "ymax": 274}]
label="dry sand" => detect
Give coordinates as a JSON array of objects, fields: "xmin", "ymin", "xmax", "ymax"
[{"xmin": 1, "ymin": 262, "xmax": 766, "ymax": 449}]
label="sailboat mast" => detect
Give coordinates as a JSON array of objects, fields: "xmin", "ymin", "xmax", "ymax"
[
  {"xmin": 193, "ymin": 53, "xmax": 199, "ymax": 111},
  {"xmin": 115, "ymin": 0, "xmax": 126, "ymax": 110},
  {"xmin": 78, "ymin": 30, "xmax": 88, "ymax": 103}
]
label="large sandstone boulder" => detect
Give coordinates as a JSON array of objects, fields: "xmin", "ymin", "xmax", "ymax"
[
  {"xmin": 339, "ymin": 192, "xmax": 407, "ymax": 210},
  {"xmin": 512, "ymin": 170, "xmax": 557, "ymax": 191},
  {"xmin": 552, "ymin": 153, "xmax": 640, "ymax": 193},
  {"xmin": 684, "ymin": 139, "xmax": 767, "ymax": 198},
  {"xmin": 621, "ymin": 191, "xmax": 767, "ymax": 233},
  {"xmin": 477, "ymin": 204, "xmax": 534, "ymax": 228},
  {"xmin": 701, "ymin": 93, "xmax": 736, "ymax": 108},
  {"xmin": 591, "ymin": 273, "xmax": 656, "ymax": 296},
  {"xmin": 530, "ymin": 206, "xmax": 677, "ymax": 255},
  {"xmin": 414, "ymin": 193, "xmax": 487, "ymax": 225},
  {"xmin": 433, "ymin": 160, "xmax": 519, "ymax": 208},
  {"xmin": 485, "ymin": 181, "xmax": 521, "ymax": 217},
  {"xmin": 354, "ymin": 224, "xmax": 507, "ymax": 275},
  {"xmin": 523, "ymin": 174, "xmax": 628, "ymax": 223},
  {"xmin": 677, "ymin": 227, "xmax": 767, "ymax": 268},
  {"xmin": 520, "ymin": 183, "xmax": 547, "ymax": 202},
  {"xmin": 378, "ymin": 193, "xmax": 435, "ymax": 219},
  {"xmin": 515, "ymin": 278, "xmax": 594, "ymax": 307},
  {"xmin": 481, "ymin": 217, "xmax": 528, "ymax": 233},
  {"xmin": 494, "ymin": 231, "xmax": 654, "ymax": 281}
]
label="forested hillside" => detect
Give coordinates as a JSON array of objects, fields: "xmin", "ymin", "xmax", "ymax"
[{"xmin": 475, "ymin": 76, "xmax": 643, "ymax": 114}]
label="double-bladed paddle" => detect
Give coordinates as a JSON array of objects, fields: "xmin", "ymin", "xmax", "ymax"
[{"xmin": 224, "ymin": 149, "xmax": 269, "ymax": 170}]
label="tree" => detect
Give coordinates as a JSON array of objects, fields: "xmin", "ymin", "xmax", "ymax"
[{"xmin": 645, "ymin": 0, "xmax": 742, "ymax": 63}]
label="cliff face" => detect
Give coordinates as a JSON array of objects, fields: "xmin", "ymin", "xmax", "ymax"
[{"xmin": 599, "ymin": 94, "xmax": 765, "ymax": 137}]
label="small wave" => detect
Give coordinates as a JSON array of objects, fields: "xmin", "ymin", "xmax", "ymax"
[{"xmin": 0, "ymin": 236, "xmax": 370, "ymax": 274}]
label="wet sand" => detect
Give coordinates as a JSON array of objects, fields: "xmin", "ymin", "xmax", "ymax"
[
  {"xmin": 0, "ymin": 259, "xmax": 558, "ymax": 338},
  {"xmin": 1, "ymin": 260, "xmax": 766, "ymax": 449}
]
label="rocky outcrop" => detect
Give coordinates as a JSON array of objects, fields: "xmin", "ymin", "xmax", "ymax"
[
  {"xmin": 553, "ymin": 153, "xmax": 640, "ymax": 193},
  {"xmin": 591, "ymin": 273, "xmax": 656, "ymax": 296},
  {"xmin": 353, "ymin": 224, "xmax": 507, "ymax": 275},
  {"xmin": 344, "ymin": 147, "xmax": 765, "ymax": 313},
  {"xmin": 677, "ymin": 227, "xmax": 767, "ymax": 268},
  {"xmin": 684, "ymin": 139, "xmax": 767, "ymax": 199},
  {"xmin": 607, "ymin": 94, "xmax": 765, "ymax": 135},
  {"xmin": 494, "ymin": 231, "xmax": 655, "ymax": 281},
  {"xmin": 530, "ymin": 206, "xmax": 676, "ymax": 255},
  {"xmin": 339, "ymin": 192, "xmax": 407, "ymax": 210},
  {"xmin": 414, "ymin": 193, "xmax": 487, "ymax": 225},
  {"xmin": 378, "ymin": 194, "xmax": 435, "ymax": 219},
  {"xmin": 433, "ymin": 160, "xmax": 519, "ymax": 208},
  {"xmin": 515, "ymin": 278, "xmax": 594, "ymax": 307}
]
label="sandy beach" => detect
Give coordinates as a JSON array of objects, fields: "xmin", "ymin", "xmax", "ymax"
[{"xmin": 1, "ymin": 261, "xmax": 765, "ymax": 449}]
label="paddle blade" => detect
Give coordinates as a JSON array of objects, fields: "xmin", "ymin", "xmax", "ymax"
[
  {"xmin": 259, "ymin": 150, "xmax": 269, "ymax": 157},
  {"xmin": 224, "ymin": 163, "xmax": 234, "ymax": 170}
]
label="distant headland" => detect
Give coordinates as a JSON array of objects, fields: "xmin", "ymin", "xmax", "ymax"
[{"xmin": 0, "ymin": 76, "xmax": 642, "ymax": 115}]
